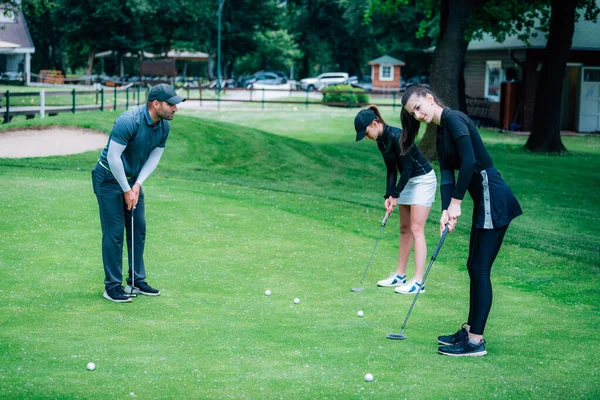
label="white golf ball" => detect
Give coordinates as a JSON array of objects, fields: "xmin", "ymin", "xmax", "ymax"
[
  {"xmin": 265, "ymin": 290, "xmax": 271, "ymax": 296},
  {"xmin": 293, "ymin": 298, "xmax": 300, "ymax": 304},
  {"xmin": 365, "ymin": 373, "xmax": 373, "ymax": 382},
  {"xmin": 357, "ymin": 310, "xmax": 364, "ymax": 317},
  {"xmin": 86, "ymin": 362, "xmax": 95, "ymax": 371}
]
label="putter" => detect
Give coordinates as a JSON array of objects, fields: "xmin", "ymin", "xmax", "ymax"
[
  {"xmin": 386, "ymin": 224, "xmax": 449, "ymax": 340},
  {"xmin": 351, "ymin": 211, "xmax": 391, "ymax": 292},
  {"xmin": 128, "ymin": 206, "xmax": 137, "ymax": 297}
]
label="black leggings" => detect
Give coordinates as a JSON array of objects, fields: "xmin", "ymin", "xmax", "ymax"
[{"xmin": 466, "ymin": 224, "xmax": 508, "ymax": 335}]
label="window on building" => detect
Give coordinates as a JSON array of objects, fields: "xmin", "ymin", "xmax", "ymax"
[
  {"xmin": 379, "ymin": 65, "xmax": 393, "ymax": 81},
  {"xmin": 485, "ymin": 61, "xmax": 504, "ymax": 102}
]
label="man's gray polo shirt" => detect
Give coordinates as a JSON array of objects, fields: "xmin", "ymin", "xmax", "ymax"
[{"xmin": 99, "ymin": 105, "xmax": 170, "ymax": 178}]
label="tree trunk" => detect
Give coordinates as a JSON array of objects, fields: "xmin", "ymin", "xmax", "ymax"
[
  {"xmin": 85, "ymin": 48, "xmax": 95, "ymax": 85},
  {"xmin": 418, "ymin": 0, "xmax": 481, "ymax": 161},
  {"xmin": 525, "ymin": 0, "xmax": 574, "ymax": 153}
]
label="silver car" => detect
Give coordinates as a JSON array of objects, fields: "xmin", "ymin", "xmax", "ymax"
[{"xmin": 299, "ymin": 72, "xmax": 349, "ymax": 91}]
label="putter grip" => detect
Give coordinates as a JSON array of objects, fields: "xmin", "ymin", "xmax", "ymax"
[{"xmin": 381, "ymin": 212, "xmax": 390, "ymax": 227}]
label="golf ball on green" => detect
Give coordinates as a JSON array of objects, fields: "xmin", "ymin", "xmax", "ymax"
[
  {"xmin": 293, "ymin": 298, "xmax": 300, "ymax": 304},
  {"xmin": 365, "ymin": 373, "xmax": 373, "ymax": 382},
  {"xmin": 265, "ymin": 290, "xmax": 271, "ymax": 296},
  {"xmin": 86, "ymin": 362, "xmax": 95, "ymax": 371},
  {"xmin": 357, "ymin": 310, "xmax": 364, "ymax": 317}
]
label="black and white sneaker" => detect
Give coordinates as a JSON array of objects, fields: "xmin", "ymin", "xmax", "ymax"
[
  {"xmin": 437, "ymin": 323, "xmax": 469, "ymax": 345},
  {"xmin": 438, "ymin": 337, "xmax": 487, "ymax": 357},
  {"xmin": 103, "ymin": 285, "xmax": 133, "ymax": 303},
  {"xmin": 125, "ymin": 281, "xmax": 161, "ymax": 296}
]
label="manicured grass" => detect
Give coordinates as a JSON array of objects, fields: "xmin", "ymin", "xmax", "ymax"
[{"xmin": 0, "ymin": 110, "xmax": 598, "ymax": 399}]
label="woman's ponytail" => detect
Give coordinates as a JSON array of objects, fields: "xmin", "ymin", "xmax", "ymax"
[{"xmin": 368, "ymin": 104, "xmax": 386, "ymax": 125}]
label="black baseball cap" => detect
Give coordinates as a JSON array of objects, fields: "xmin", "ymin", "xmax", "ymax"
[
  {"xmin": 354, "ymin": 109, "xmax": 377, "ymax": 141},
  {"xmin": 148, "ymin": 84, "xmax": 186, "ymax": 105}
]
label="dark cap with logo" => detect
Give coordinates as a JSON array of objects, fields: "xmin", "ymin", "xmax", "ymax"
[
  {"xmin": 148, "ymin": 84, "xmax": 186, "ymax": 105},
  {"xmin": 354, "ymin": 109, "xmax": 377, "ymax": 141}
]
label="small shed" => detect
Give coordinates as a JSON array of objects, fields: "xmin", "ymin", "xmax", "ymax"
[{"xmin": 368, "ymin": 55, "xmax": 405, "ymax": 91}]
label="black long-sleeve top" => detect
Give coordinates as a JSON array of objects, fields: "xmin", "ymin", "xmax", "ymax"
[
  {"xmin": 436, "ymin": 107, "xmax": 493, "ymax": 210},
  {"xmin": 377, "ymin": 125, "xmax": 432, "ymax": 199}
]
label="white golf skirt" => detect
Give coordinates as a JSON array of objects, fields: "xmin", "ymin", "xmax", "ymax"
[{"xmin": 398, "ymin": 170, "xmax": 437, "ymax": 207}]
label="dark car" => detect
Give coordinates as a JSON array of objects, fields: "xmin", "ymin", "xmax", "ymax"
[
  {"xmin": 400, "ymin": 75, "xmax": 430, "ymax": 91},
  {"xmin": 345, "ymin": 75, "xmax": 372, "ymax": 92},
  {"xmin": 245, "ymin": 72, "xmax": 287, "ymax": 89}
]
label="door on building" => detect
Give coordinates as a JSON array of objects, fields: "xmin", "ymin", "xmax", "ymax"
[
  {"xmin": 578, "ymin": 67, "xmax": 600, "ymax": 133},
  {"xmin": 561, "ymin": 65, "xmax": 580, "ymax": 131}
]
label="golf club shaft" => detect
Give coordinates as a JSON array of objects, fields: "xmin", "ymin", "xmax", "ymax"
[
  {"xmin": 399, "ymin": 225, "xmax": 449, "ymax": 331},
  {"xmin": 358, "ymin": 212, "xmax": 391, "ymax": 286},
  {"xmin": 131, "ymin": 206, "xmax": 135, "ymax": 294}
]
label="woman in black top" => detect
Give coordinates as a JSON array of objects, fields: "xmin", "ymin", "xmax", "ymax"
[
  {"xmin": 400, "ymin": 85, "xmax": 522, "ymax": 357},
  {"xmin": 354, "ymin": 105, "xmax": 437, "ymax": 294}
]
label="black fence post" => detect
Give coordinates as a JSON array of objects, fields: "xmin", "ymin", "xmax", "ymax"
[
  {"xmin": 100, "ymin": 88, "xmax": 104, "ymax": 111},
  {"xmin": 72, "ymin": 89, "xmax": 76, "ymax": 113},
  {"xmin": 348, "ymin": 90, "xmax": 353, "ymax": 109},
  {"xmin": 126, "ymin": 88, "xmax": 129, "ymax": 110},
  {"xmin": 4, "ymin": 90, "xmax": 10, "ymax": 123},
  {"xmin": 113, "ymin": 86, "xmax": 117, "ymax": 111},
  {"xmin": 137, "ymin": 85, "xmax": 141, "ymax": 107},
  {"xmin": 262, "ymin": 88, "xmax": 265, "ymax": 111}
]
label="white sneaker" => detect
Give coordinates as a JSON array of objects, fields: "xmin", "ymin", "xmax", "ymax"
[
  {"xmin": 377, "ymin": 272, "xmax": 406, "ymax": 287},
  {"xmin": 394, "ymin": 279, "xmax": 425, "ymax": 294}
]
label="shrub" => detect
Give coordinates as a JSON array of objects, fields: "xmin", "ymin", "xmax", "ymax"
[{"xmin": 322, "ymin": 84, "xmax": 369, "ymax": 105}]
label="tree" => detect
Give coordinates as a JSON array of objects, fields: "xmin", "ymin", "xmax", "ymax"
[
  {"xmin": 417, "ymin": 0, "xmax": 483, "ymax": 160},
  {"xmin": 55, "ymin": 0, "xmax": 147, "ymax": 81},
  {"xmin": 235, "ymin": 30, "xmax": 303, "ymax": 73},
  {"xmin": 372, "ymin": 0, "xmax": 598, "ymax": 158},
  {"xmin": 525, "ymin": 0, "xmax": 599, "ymax": 153},
  {"xmin": 285, "ymin": 0, "xmax": 432, "ymax": 79},
  {"xmin": 21, "ymin": 0, "xmax": 67, "ymax": 73}
]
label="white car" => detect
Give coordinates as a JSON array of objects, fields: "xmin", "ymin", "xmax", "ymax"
[{"xmin": 299, "ymin": 72, "xmax": 349, "ymax": 91}]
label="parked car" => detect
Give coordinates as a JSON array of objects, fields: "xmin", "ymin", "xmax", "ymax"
[
  {"xmin": 270, "ymin": 70, "xmax": 289, "ymax": 81},
  {"xmin": 400, "ymin": 75, "xmax": 430, "ymax": 91},
  {"xmin": 344, "ymin": 75, "xmax": 372, "ymax": 92},
  {"xmin": 234, "ymin": 74, "xmax": 255, "ymax": 88},
  {"xmin": 245, "ymin": 71, "xmax": 287, "ymax": 89},
  {"xmin": 299, "ymin": 72, "xmax": 349, "ymax": 91}
]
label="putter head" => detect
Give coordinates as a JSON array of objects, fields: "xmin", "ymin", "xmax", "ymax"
[
  {"xmin": 351, "ymin": 287, "xmax": 365, "ymax": 292},
  {"xmin": 386, "ymin": 333, "xmax": 407, "ymax": 340}
]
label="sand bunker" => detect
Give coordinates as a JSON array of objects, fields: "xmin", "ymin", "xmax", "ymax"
[{"xmin": 0, "ymin": 127, "xmax": 108, "ymax": 158}]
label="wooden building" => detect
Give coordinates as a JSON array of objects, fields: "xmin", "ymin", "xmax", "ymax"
[{"xmin": 368, "ymin": 55, "xmax": 405, "ymax": 91}]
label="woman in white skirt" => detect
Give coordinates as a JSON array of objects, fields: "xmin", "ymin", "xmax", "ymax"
[{"xmin": 354, "ymin": 105, "xmax": 437, "ymax": 294}]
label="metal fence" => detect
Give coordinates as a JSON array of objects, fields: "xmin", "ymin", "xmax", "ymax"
[{"xmin": 0, "ymin": 85, "xmax": 404, "ymax": 123}]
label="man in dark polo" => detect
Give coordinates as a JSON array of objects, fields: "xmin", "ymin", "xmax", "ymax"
[{"xmin": 92, "ymin": 84, "xmax": 185, "ymax": 303}]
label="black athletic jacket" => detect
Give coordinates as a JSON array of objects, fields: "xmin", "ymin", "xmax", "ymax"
[
  {"xmin": 437, "ymin": 107, "xmax": 522, "ymax": 228},
  {"xmin": 377, "ymin": 125, "xmax": 432, "ymax": 199}
]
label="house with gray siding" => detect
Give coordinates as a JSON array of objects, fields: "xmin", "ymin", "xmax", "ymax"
[
  {"xmin": 0, "ymin": 6, "xmax": 35, "ymax": 85},
  {"xmin": 464, "ymin": 16, "xmax": 600, "ymax": 133}
]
